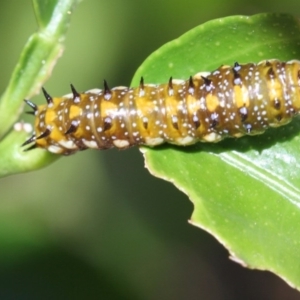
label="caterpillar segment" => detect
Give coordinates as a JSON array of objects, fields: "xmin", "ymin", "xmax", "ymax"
[{"xmin": 23, "ymin": 59, "xmax": 300, "ymax": 155}]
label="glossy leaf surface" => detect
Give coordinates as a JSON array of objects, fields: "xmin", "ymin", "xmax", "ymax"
[{"xmin": 132, "ymin": 14, "xmax": 300, "ymax": 288}]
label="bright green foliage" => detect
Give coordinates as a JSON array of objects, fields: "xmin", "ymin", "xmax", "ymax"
[{"xmin": 133, "ymin": 14, "xmax": 300, "ymax": 288}]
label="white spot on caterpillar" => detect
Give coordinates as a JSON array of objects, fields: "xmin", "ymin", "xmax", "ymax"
[
  {"xmin": 59, "ymin": 140, "xmax": 77, "ymax": 149},
  {"xmin": 48, "ymin": 145, "xmax": 64, "ymax": 154},
  {"xmin": 83, "ymin": 140, "xmax": 98, "ymax": 149},
  {"xmin": 113, "ymin": 139, "xmax": 130, "ymax": 148},
  {"xmin": 104, "ymin": 93, "xmax": 112, "ymax": 100},
  {"xmin": 233, "ymin": 64, "xmax": 241, "ymax": 71},
  {"xmin": 145, "ymin": 137, "xmax": 164, "ymax": 146},
  {"xmin": 203, "ymin": 132, "xmax": 222, "ymax": 142},
  {"xmin": 139, "ymin": 89, "xmax": 145, "ymax": 97},
  {"xmin": 205, "ymin": 85, "xmax": 212, "ymax": 92},
  {"xmin": 172, "ymin": 115, "xmax": 178, "ymax": 124},
  {"xmin": 176, "ymin": 136, "xmax": 195, "ymax": 145},
  {"xmin": 234, "ymin": 77, "xmax": 242, "ymax": 85},
  {"xmin": 239, "ymin": 106, "xmax": 248, "ymax": 116}
]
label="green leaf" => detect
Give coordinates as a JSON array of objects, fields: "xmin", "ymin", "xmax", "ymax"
[
  {"xmin": 132, "ymin": 13, "xmax": 300, "ymax": 289},
  {"xmin": 0, "ymin": 124, "xmax": 57, "ymax": 177},
  {"xmin": 0, "ymin": 0, "xmax": 81, "ymax": 177}
]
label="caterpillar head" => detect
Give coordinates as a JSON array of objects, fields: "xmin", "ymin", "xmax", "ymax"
[{"xmin": 22, "ymin": 85, "xmax": 84, "ymax": 155}]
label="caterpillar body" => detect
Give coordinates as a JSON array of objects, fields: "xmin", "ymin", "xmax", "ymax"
[{"xmin": 23, "ymin": 59, "xmax": 300, "ymax": 155}]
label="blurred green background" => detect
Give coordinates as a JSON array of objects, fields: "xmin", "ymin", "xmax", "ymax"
[{"xmin": 1, "ymin": 0, "xmax": 300, "ymax": 299}]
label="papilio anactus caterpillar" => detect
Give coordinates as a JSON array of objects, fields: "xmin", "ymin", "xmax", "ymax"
[{"xmin": 23, "ymin": 59, "xmax": 300, "ymax": 155}]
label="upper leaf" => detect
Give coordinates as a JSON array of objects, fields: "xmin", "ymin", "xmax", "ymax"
[{"xmin": 132, "ymin": 13, "xmax": 300, "ymax": 289}]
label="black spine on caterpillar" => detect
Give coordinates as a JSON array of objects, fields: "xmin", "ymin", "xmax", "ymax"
[{"xmin": 23, "ymin": 59, "xmax": 300, "ymax": 155}]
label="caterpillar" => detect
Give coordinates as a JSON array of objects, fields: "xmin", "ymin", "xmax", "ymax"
[{"xmin": 22, "ymin": 59, "xmax": 300, "ymax": 155}]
